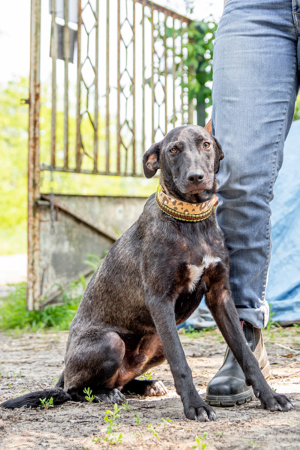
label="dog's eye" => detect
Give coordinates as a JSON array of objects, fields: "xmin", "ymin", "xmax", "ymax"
[
  {"xmin": 203, "ymin": 142, "xmax": 210, "ymax": 149},
  {"xmin": 170, "ymin": 148, "xmax": 178, "ymax": 154}
]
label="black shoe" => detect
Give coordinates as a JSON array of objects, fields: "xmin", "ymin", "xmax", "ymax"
[{"xmin": 205, "ymin": 321, "xmax": 270, "ymax": 406}]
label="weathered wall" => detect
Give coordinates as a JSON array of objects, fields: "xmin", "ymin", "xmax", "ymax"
[{"xmin": 39, "ymin": 194, "xmax": 148, "ymax": 305}]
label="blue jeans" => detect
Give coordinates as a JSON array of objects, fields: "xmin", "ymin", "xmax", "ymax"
[{"xmin": 212, "ymin": 0, "xmax": 300, "ymax": 328}]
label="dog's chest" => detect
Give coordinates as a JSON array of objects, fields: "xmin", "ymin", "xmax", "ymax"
[{"xmin": 187, "ymin": 255, "xmax": 221, "ymax": 292}]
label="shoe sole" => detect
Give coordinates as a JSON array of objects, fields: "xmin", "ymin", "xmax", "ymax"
[{"xmin": 205, "ymin": 362, "xmax": 271, "ymax": 407}]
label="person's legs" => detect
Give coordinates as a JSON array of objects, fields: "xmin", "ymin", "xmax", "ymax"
[
  {"xmin": 207, "ymin": 0, "xmax": 299, "ymax": 404},
  {"xmin": 212, "ymin": 0, "xmax": 299, "ymax": 328}
]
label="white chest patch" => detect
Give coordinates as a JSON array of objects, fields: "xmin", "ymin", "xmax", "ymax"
[{"xmin": 187, "ymin": 256, "xmax": 221, "ymax": 293}]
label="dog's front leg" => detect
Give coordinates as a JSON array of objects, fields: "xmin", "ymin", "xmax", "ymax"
[
  {"xmin": 146, "ymin": 295, "xmax": 217, "ymax": 421},
  {"xmin": 205, "ymin": 282, "xmax": 293, "ymax": 412}
]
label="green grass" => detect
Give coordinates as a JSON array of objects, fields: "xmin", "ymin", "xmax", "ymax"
[{"xmin": 0, "ymin": 283, "xmax": 80, "ymax": 332}]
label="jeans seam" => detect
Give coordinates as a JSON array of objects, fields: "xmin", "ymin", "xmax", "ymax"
[{"xmin": 261, "ymin": 59, "xmax": 298, "ymax": 305}]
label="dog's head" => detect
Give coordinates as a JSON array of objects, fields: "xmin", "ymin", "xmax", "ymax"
[{"xmin": 143, "ymin": 125, "xmax": 224, "ymax": 203}]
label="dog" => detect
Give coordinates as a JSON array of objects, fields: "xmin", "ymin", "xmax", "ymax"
[{"xmin": 1, "ymin": 125, "xmax": 293, "ymax": 421}]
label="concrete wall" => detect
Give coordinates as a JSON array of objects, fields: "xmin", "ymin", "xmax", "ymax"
[{"xmin": 39, "ymin": 194, "xmax": 148, "ymax": 304}]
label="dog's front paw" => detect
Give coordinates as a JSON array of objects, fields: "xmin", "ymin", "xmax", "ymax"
[
  {"xmin": 255, "ymin": 389, "xmax": 293, "ymax": 412},
  {"xmin": 183, "ymin": 393, "xmax": 217, "ymax": 422}
]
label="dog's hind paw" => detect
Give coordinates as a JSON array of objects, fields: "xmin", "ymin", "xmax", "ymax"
[
  {"xmin": 96, "ymin": 388, "xmax": 125, "ymax": 404},
  {"xmin": 144, "ymin": 380, "xmax": 168, "ymax": 397},
  {"xmin": 122, "ymin": 379, "xmax": 168, "ymax": 396}
]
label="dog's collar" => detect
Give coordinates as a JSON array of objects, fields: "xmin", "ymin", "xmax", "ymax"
[{"xmin": 155, "ymin": 185, "xmax": 218, "ymax": 222}]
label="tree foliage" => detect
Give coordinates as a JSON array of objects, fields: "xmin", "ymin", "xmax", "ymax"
[{"xmin": 184, "ymin": 19, "xmax": 217, "ymax": 109}]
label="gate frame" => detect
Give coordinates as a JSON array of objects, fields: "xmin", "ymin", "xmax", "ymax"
[
  {"xmin": 27, "ymin": 0, "xmax": 41, "ymax": 310},
  {"xmin": 27, "ymin": 0, "xmax": 194, "ymax": 310}
]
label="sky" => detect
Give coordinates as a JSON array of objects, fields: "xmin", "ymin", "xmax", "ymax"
[{"xmin": 0, "ymin": 0, "xmax": 224, "ymax": 83}]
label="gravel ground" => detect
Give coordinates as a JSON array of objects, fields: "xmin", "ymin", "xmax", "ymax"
[{"xmin": 0, "ymin": 327, "xmax": 299, "ymax": 450}]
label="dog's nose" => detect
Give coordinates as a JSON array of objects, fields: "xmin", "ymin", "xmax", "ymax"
[{"xmin": 187, "ymin": 172, "xmax": 204, "ymax": 183}]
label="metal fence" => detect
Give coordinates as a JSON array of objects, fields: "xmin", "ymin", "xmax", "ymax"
[
  {"xmin": 45, "ymin": 0, "xmax": 193, "ymax": 177},
  {"xmin": 27, "ymin": 0, "xmax": 194, "ymax": 309}
]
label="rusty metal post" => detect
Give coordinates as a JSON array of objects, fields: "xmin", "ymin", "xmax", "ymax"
[
  {"xmin": 172, "ymin": 18, "xmax": 176, "ymax": 128},
  {"xmin": 180, "ymin": 21, "xmax": 184, "ymax": 124},
  {"xmin": 27, "ymin": 0, "xmax": 41, "ymax": 311},
  {"xmin": 76, "ymin": 0, "xmax": 82, "ymax": 170},
  {"xmin": 51, "ymin": 0, "xmax": 57, "ymax": 169},
  {"xmin": 151, "ymin": 6, "xmax": 154, "ymax": 143},
  {"xmin": 142, "ymin": 3, "xmax": 145, "ymax": 156},
  {"xmin": 117, "ymin": 0, "xmax": 121, "ymax": 174},
  {"xmin": 63, "ymin": 0, "xmax": 70, "ymax": 169},
  {"xmin": 164, "ymin": 15, "xmax": 167, "ymax": 135},
  {"xmin": 105, "ymin": 0, "xmax": 110, "ymax": 173},
  {"xmin": 132, "ymin": 0, "xmax": 136, "ymax": 175},
  {"xmin": 94, "ymin": 0, "xmax": 99, "ymax": 173}
]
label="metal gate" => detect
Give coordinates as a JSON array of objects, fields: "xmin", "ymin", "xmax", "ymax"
[{"xmin": 27, "ymin": 0, "xmax": 194, "ymax": 310}]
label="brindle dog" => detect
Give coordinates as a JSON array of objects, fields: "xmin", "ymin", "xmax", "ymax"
[{"xmin": 2, "ymin": 125, "xmax": 293, "ymax": 421}]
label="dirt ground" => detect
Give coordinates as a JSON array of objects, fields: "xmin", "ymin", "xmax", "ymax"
[{"xmin": 0, "ymin": 327, "xmax": 299, "ymax": 450}]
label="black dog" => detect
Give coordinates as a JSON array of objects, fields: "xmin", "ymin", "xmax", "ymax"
[{"xmin": 1, "ymin": 125, "xmax": 293, "ymax": 421}]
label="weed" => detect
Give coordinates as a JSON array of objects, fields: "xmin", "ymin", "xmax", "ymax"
[
  {"xmin": 216, "ymin": 431, "xmax": 225, "ymax": 437},
  {"xmin": 92, "ymin": 437, "xmax": 101, "ymax": 443},
  {"xmin": 134, "ymin": 412, "xmax": 140, "ymax": 425},
  {"xmin": 0, "ymin": 254, "xmax": 106, "ymax": 332},
  {"xmin": 53, "ymin": 377, "xmax": 58, "ymax": 383},
  {"xmin": 140, "ymin": 370, "xmax": 153, "ymax": 380},
  {"xmin": 105, "ymin": 433, "xmax": 123, "ymax": 445},
  {"xmin": 192, "ymin": 432, "xmax": 210, "ymax": 449},
  {"xmin": 122, "ymin": 400, "xmax": 131, "ymax": 411},
  {"xmin": 159, "ymin": 417, "xmax": 172, "ymax": 429},
  {"xmin": 8, "ymin": 383, "xmax": 11, "ymax": 387},
  {"xmin": 102, "ymin": 403, "xmax": 124, "ymax": 445},
  {"xmin": 133, "ymin": 431, "xmax": 143, "ymax": 440},
  {"xmin": 83, "ymin": 387, "xmax": 95, "ymax": 403},
  {"xmin": 40, "ymin": 397, "xmax": 54, "ymax": 409},
  {"xmin": 147, "ymin": 424, "xmax": 160, "ymax": 440},
  {"xmin": 181, "ymin": 327, "xmax": 205, "ymax": 339},
  {"xmin": 243, "ymin": 439, "xmax": 260, "ymax": 449},
  {"xmin": 0, "ymin": 283, "xmax": 80, "ymax": 331},
  {"xmin": 84, "ymin": 253, "xmax": 103, "ymax": 272}
]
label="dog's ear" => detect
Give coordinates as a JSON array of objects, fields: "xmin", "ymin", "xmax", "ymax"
[
  {"xmin": 212, "ymin": 135, "xmax": 224, "ymax": 174},
  {"xmin": 143, "ymin": 142, "xmax": 161, "ymax": 178}
]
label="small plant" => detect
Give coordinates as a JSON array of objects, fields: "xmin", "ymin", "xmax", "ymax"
[
  {"xmin": 53, "ymin": 377, "xmax": 58, "ymax": 382},
  {"xmin": 105, "ymin": 433, "xmax": 123, "ymax": 445},
  {"xmin": 159, "ymin": 417, "xmax": 172, "ymax": 429},
  {"xmin": 147, "ymin": 424, "xmax": 160, "ymax": 440},
  {"xmin": 83, "ymin": 387, "xmax": 95, "ymax": 402},
  {"xmin": 102, "ymin": 404, "xmax": 124, "ymax": 445},
  {"xmin": 133, "ymin": 431, "xmax": 143, "ymax": 440},
  {"xmin": 192, "ymin": 432, "xmax": 209, "ymax": 449},
  {"xmin": 243, "ymin": 440, "xmax": 260, "ymax": 449},
  {"xmin": 40, "ymin": 397, "xmax": 54, "ymax": 409},
  {"xmin": 134, "ymin": 412, "xmax": 140, "ymax": 425},
  {"xmin": 92, "ymin": 437, "xmax": 101, "ymax": 443},
  {"xmin": 122, "ymin": 400, "xmax": 131, "ymax": 411},
  {"xmin": 139, "ymin": 370, "xmax": 153, "ymax": 380},
  {"xmin": 216, "ymin": 431, "xmax": 225, "ymax": 437}
]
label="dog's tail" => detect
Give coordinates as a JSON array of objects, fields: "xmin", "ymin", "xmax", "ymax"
[{"xmin": 0, "ymin": 388, "xmax": 71, "ymax": 409}]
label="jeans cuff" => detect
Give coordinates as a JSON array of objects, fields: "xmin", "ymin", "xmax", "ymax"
[{"xmin": 237, "ymin": 302, "xmax": 270, "ymax": 329}]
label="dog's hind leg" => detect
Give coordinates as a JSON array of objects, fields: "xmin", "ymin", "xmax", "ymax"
[
  {"xmin": 55, "ymin": 370, "xmax": 64, "ymax": 388},
  {"xmin": 64, "ymin": 329, "xmax": 126, "ymax": 404}
]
